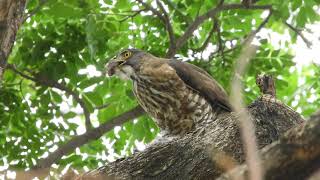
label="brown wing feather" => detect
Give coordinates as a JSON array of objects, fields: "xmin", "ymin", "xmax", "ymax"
[{"xmin": 168, "ymin": 60, "xmax": 232, "ymax": 111}]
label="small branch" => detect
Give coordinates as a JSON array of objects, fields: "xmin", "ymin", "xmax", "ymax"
[
  {"xmin": 6, "ymin": 64, "xmax": 93, "ymax": 130},
  {"xmin": 118, "ymin": 9, "xmax": 145, "ymax": 23},
  {"xmin": 284, "ymin": 21, "xmax": 312, "ymax": 48},
  {"xmin": 230, "ymin": 36, "xmax": 262, "ymax": 180},
  {"xmin": 175, "ymin": 4, "xmax": 272, "ymax": 52},
  {"xmin": 162, "ymin": 0, "xmax": 190, "ymax": 23},
  {"xmin": 227, "ymin": 9, "xmax": 273, "ymax": 180},
  {"xmin": 156, "ymin": 0, "xmax": 176, "ymax": 58},
  {"xmin": 33, "ymin": 105, "xmax": 145, "ymax": 169},
  {"xmin": 193, "ymin": 20, "xmax": 216, "ymax": 52},
  {"xmin": 209, "ymin": 8, "xmax": 272, "ymax": 60},
  {"xmin": 135, "ymin": 0, "xmax": 176, "ymax": 58},
  {"xmin": 22, "ymin": 0, "xmax": 48, "ymax": 23},
  {"xmin": 136, "ymin": 0, "xmax": 163, "ymax": 20},
  {"xmin": 215, "ymin": 18, "xmax": 225, "ymax": 59},
  {"xmin": 95, "ymin": 103, "xmax": 110, "ymax": 110}
]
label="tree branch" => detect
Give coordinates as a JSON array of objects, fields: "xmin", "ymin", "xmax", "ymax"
[
  {"xmin": 95, "ymin": 103, "xmax": 110, "ymax": 110},
  {"xmin": 193, "ymin": 20, "xmax": 216, "ymax": 52},
  {"xmin": 230, "ymin": 35, "xmax": 262, "ymax": 180},
  {"xmin": 135, "ymin": 0, "xmax": 176, "ymax": 58},
  {"xmin": 0, "ymin": 0, "xmax": 26, "ymax": 82},
  {"xmin": 172, "ymin": 3, "xmax": 272, "ymax": 57},
  {"xmin": 218, "ymin": 112, "xmax": 320, "ymax": 180},
  {"xmin": 156, "ymin": 0, "xmax": 176, "ymax": 58},
  {"xmin": 6, "ymin": 64, "xmax": 93, "ymax": 130},
  {"xmin": 118, "ymin": 9, "xmax": 146, "ymax": 23},
  {"xmin": 33, "ymin": 105, "xmax": 145, "ymax": 169},
  {"xmin": 284, "ymin": 21, "xmax": 312, "ymax": 48}
]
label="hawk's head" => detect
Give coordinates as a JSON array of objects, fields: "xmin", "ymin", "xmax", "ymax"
[{"xmin": 106, "ymin": 49, "xmax": 147, "ymax": 80}]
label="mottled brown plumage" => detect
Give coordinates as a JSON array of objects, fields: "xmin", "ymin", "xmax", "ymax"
[{"xmin": 106, "ymin": 49, "xmax": 231, "ymax": 135}]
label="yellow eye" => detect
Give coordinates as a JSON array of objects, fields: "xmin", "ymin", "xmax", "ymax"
[{"xmin": 123, "ymin": 51, "xmax": 132, "ymax": 59}]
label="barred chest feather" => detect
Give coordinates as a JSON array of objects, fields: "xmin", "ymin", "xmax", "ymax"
[{"xmin": 132, "ymin": 74, "xmax": 217, "ymax": 135}]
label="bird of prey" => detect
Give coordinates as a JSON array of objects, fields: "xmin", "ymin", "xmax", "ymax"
[{"xmin": 106, "ymin": 49, "xmax": 231, "ymax": 135}]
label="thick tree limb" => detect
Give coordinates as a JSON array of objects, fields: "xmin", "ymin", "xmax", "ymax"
[
  {"xmin": 81, "ymin": 96, "xmax": 304, "ymax": 179},
  {"xmin": 6, "ymin": 64, "xmax": 93, "ymax": 130},
  {"xmin": 218, "ymin": 112, "xmax": 320, "ymax": 180},
  {"xmin": 81, "ymin": 75, "xmax": 303, "ymax": 179},
  {"xmin": 33, "ymin": 105, "xmax": 145, "ymax": 169},
  {"xmin": 0, "ymin": 0, "xmax": 26, "ymax": 81}
]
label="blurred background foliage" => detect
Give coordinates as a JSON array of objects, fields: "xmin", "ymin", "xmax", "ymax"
[{"xmin": 0, "ymin": 0, "xmax": 319, "ymax": 173}]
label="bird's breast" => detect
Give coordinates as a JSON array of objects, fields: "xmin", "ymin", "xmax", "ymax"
[{"xmin": 132, "ymin": 75, "xmax": 216, "ymax": 135}]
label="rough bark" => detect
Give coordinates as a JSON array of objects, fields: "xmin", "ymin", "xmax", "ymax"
[
  {"xmin": 0, "ymin": 0, "xmax": 26, "ymax": 81},
  {"xmin": 218, "ymin": 111, "xmax": 320, "ymax": 180},
  {"xmin": 80, "ymin": 96, "xmax": 306, "ymax": 180}
]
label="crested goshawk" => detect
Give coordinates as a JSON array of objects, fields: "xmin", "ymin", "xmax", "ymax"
[{"xmin": 106, "ymin": 49, "xmax": 231, "ymax": 135}]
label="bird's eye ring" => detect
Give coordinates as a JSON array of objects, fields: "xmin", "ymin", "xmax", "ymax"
[{"xmin": 123, "ymin": 51, "xmax": 132, "ymax": 59}]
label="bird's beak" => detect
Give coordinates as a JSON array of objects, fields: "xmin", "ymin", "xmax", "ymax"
[{"xmin": 105, "ymin": 57, "xmax": 125, "ymax": 76}]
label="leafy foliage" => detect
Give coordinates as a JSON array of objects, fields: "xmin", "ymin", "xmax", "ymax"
[{"xmin": 1, "ymin": 0, "xmax": 319, "ymax": 171}]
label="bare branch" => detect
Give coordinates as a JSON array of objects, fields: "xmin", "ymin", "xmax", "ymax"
[
  {"xmin": 33, "ymin": 105, "xmax": 145, "ymax": 169},
  {"xmin": 6, "ymin": 64, "xmax": 93, "ymax": 130},
  {"xmin": 162, "ymin": 0, "xmax": 191, "ymax": 23},
  {"xmin": 174, "ymin": 4, "xmax": 272, "ymax": 53},
  {"xmin": 193, "ymin": 20, "xmax": 216, "ymax": 52},
  {"xmin": 135, "ymin": 0, "xmax": 176, "ymax": 58},
  {"xmin": 156, "ymin": 0, "xmax": 176, "ymax": 57},
  {"xmin": 214, "ymin": 18, "xmax": 225, "ymax": 59},
  {"xmin": 209, "ymin": 8, "xmax": 272, "ymax": 60},
  {"xmin": 230, "ymin": 35, "xmax": 262, "ymax": 180},
  {"xmin": 284, "ymin": 21, "xmax": 312, "ymax": 48},
  {"xmin": 226, "ymin": 10, "xmax": 273, "ymax": 179},
  {"xmin": 118, "ymin": 9, "xmax": 146, "ymax": 23}
]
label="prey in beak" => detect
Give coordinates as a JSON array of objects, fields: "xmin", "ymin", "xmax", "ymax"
[{"xmin": 105, "ymin": 57, "xmax": 135, "ymax": 80}]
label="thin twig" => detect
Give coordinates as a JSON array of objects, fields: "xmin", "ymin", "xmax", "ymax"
[
  {"xmin": 284, "ymin": 21, "xmax": 312, "ymax": 48},
  {"xmin": 167, "ymin": 3, "xmax": 272, "ymax": 57},
  {"xmin": 95, "ymin": 103, "xmax": 110, "ymax": 110},
  {"xmin": 209, "ymin": 8, "xmax": 272, "ymax": 60},
  {"xmin": 135, "ymin": 0, "xmax": 176, "ymax": 58},
  {"xmin": 193, "ymin": 20, "xmax": 216, "ymax": 52},
  {"xmin": 156, "ymin": 0, "xmax": 176, "ymax": 57},
  {"xmin": 215, "ymin": 17, "xmax": 225, "ymax": 59},
  {"xmin": 162, "ymin": 0, "xmax": 191, "ymax": 23},
  {"xmin": 118, "ymin": 9, "xmax": 146, "ymax": 23},
  {"xmin": 230, "ymin": 35, "xmax": 263, "ymax": 180},
  {"xmin": 6, "ymin": 64, "xmax": 93, "ymax": 130},
  {"xmin": 228, "ymin": 8, "xmax": 273, "ymax": 180},
  {"xmin": 227, "ymin": 9, "xmax": 273, "ymax": 180}
]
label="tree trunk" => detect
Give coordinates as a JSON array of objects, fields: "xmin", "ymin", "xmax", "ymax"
[
  {"xmin": 0, "ymin": 0, "xmax": 26, "ymax": 81},
  {"xmin": 80, "ymin": 97, "xmax": 313, "ymax": 180}
]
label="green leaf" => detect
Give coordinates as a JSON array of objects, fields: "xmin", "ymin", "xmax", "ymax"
[{"xmin": 84, "ymin": 92, "xmax": 103, "ymax": 107}]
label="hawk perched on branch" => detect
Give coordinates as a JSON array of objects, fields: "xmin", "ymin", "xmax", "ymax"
[{"xmin": 106, "ymin": 49, "xmax": 231, "ymax": 135}]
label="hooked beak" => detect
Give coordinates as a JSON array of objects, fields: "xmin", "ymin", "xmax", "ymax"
[{"xmin": 105, "ymin": 58, "xmax": 126, "ymax": 76}]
